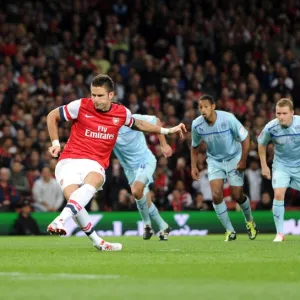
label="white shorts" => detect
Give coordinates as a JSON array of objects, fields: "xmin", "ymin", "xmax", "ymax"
[{"xmin": 55, "ymin": 159, "xmax": 106, "ymax": 191}]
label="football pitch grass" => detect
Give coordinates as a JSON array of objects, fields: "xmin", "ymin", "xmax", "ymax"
[{"xmin": 1, "ymin": 235, "xmax": 300, "ymax": 300}]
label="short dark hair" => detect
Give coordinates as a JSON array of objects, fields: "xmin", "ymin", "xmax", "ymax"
[
  {"xmin": 91, "ymin": 74, "xmax": 114, "ymax": 92},
  {"xmin": 199, "ymin": 94, "xmax": 215, "ymax": 104}
]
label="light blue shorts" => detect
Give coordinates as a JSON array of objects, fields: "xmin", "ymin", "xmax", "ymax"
[
  {"xmin": 207, "ymin": 154, "xmax": 244, "ymax": 186},
  {"xmin": 272, "ymin": 164, "xmax": 300, "ymax": 190},
  {"xmin": 124, "ymin": 155, "xmax": 157, "ymax": 195}
]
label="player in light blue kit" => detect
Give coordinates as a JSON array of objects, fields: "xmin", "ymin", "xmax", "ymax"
[
  {"xmin": 191, "ymin": 95, "xmax": 257, "ymax": 241},
  {"xmin": 258, "ymin": 98, "xmax": 300, "ymax": 242},
  {"xmin": 114, "ymin": 114, "xmax": 173, "ymax": 240}
]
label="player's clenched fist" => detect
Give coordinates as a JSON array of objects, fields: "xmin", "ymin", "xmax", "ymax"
[
  {"xmin": 160, "ymin": 143, "xmax": 173, "ymax": 157},
  {"xmin": 261, "ymin": 166, "xmax": 271, "ymax": 180},
  {"xmin": 48, "ymin": 145, "xmax": 61, "ymax": 157},
  {"xmin": 236, "ymin": 159, "xmax": 247, "ymax": 171},
  {"xmin": 191, "ymin": 167, "xmax": 200, "ymax": 181}
]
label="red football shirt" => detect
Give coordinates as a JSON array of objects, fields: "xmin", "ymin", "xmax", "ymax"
[{"xmin": 58, "ymin": 98, "xmax": 134, "ymax": 168}]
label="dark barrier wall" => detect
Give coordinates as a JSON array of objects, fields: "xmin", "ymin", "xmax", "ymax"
[{"xmin": 1, "ymin": 212, "xmax": 300, "ymax": 236}]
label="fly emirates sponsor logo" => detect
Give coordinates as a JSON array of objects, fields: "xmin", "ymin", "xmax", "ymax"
[{"xmin": 85, "ymin": 125, "xmax": 115, "ymax": 140}]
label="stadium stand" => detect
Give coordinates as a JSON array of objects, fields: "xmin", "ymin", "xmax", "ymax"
[{"xmin": 1, "ymin": 0, "xmax": 300, "ymax": 212}]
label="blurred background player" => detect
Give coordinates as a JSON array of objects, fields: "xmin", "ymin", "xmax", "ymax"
[
  {"xmin": 258, "ymin": 98, "xmax": 300, "ymax": 242},
  {"xmin": 114, "ymin": 114, "xmax": 172, "ymax": 241},
  {"xmin": 47, "ymin": 74, "xmax": 186, "ymax": 251},
  {"xmin": 191, "ymin": 94, "xmax": 257, "ymax": 241}
]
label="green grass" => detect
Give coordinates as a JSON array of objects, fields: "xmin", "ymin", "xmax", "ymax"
[{"xmin": 1, "ymin": 235, "xmax": 300, "ymax": 300}]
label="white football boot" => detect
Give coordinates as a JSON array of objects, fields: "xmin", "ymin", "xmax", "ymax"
[
  {"xmin": 94, "ymin": 240, "xmax": 123, "ymax": 251},
  {"xmin": 47, "ymin": 217, "xmax": 67, "ymax": 236},
  {"xmin": 273, "ymin": 233, "xmax": 284, "ymax": 242}
]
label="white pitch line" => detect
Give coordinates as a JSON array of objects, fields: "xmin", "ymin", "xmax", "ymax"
[
  {"xmin": 0, "ymin": 272, "xmax": 120, "ymax": 280},
  {"xmin": 157, "ymin": 249, "xmax": 181, "ymax": 252}
]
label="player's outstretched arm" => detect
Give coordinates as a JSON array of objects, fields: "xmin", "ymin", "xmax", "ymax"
[
  {"xmin": 258, "ymin": 144, "xmax": 271, "ymax": 180},
  {"xmin": 132, "ymin": 119, "xmax": 187, "ymax": 139},
  {"xmin": 236, "ymin": 134, "xmax": 250, "ymax": 171},
  {"xmin": 47, "ymin": 108, "xmax": 61, "ymax": 158},
  {"xmin": 156, "ymin": 117, "xmax": 172, "ymax": 157}
]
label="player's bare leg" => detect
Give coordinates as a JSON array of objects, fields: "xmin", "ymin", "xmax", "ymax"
[
  {"xmin": 232, "ymin": 186, "xmax": 258, "ymax": 240},
  {"xmin": 272, "ymin": 187, "xmax": 286, "ymax": 242},
  {"xmin": 210, "ymin": 179, "xmax": 236, "ymax": 241}
]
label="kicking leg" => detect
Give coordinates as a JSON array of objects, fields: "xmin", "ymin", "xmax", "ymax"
[{"xmin": 48, "ymin": 172, "xmax": 102, "ymax": 235}]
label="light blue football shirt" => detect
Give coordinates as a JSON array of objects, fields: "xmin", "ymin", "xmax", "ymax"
[
  {"xmin": 191, "ymin": 110, "xmax": 248, "ymax": 161},
  {"xmin": 257, "ymin": 116, "xmax": 300, "ymax": 167},
  {"xmin": 114, "ymin": 114, "xmax": 157, "ymax": 170}
]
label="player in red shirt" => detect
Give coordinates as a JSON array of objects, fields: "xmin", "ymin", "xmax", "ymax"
[{"xmin": 47, "ymin": 74, "xmax": 186, "ymax": 251}]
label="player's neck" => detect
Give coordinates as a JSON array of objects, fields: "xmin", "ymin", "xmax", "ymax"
[
  {"xmin": 281, "ymin": 117, "xmax": 293, "ymax": 128},
  {"xmin": 206, "ymin": 111, "xmax": 217, "ymax": 126},
  {"xmin": 287, "ymin": 117, "xmax": 293, "ymax": 127},
  {"xmin": 97, "ymin": 104, "xmax": 112, "ymax": 112}
]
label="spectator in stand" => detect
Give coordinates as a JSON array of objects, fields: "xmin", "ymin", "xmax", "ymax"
[
  {"xmin": 244, "ymin": 158, "xmax": 262, "ymax": 202},
  {"xmin": 192, "ymin": 192, "xmax": 211, "ymax": 211},
  {"xmin": 115, "ymin": 188, "xmax": 135, "ymax": 211},
  {"xmin": 98, "ymin": 158, "xmax": 129, "ymax": 211},
  {"xmin": 192, "ymin": 166, "xmax": 213, "ymax": 203},
  {"xmin": 172, "ymin": 157, "xmax": 192, "ymax": 192},
  {"xmin": 13, "ymin": 200, "xmax": 40, "ymax": 235},
  {"xmin": 10, "ymin": 161, "xmax": 30, "ymax": 197},
  {"xmin": 168, "ymin": 189, "xmax": 182, "ymax": 212},
  {"xmin": 168, "ymin": 180, "xmax": 193, "ymax": 210},
  {"xmin": 1, "ymin": 0, "xmax": 300, "ymax": 211},
  {"xmin": 256, "ymin": 192, "xmax": 273, "ymax": 211},
  {"xmin": 32, "ymin": 167, "xmax": 64, "ymax": 212},
  {"xmin": 0, "ymin": 168, "xmax": 20, "ymax": 212}
]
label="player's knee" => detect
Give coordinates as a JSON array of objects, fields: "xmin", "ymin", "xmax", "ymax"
[
  {"xmin": 212, "ymin": 190, "xmax": 223, "ymax": 204},
  {"xmin": 131, "ymin": 187, "xmax": 144, "ymax": 200},
  {"xmin": 232, "ymin": 193, "xmax": 243, "ymax": 203},
  {"xmin": 84, "ymin": 172, "xmax": 104, "ymax": 189},
  {"xmin": 274, "ymin": 191, "xmax": 284, "ymax": 200},
  {"xmin": 63, "ymin": 185, "xmax": 79, "ymax": 200}
]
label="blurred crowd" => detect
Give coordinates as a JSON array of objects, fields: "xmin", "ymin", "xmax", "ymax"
[{"xmin": 1, "ymin": 0, "xmax": 300, "ymax": 213}]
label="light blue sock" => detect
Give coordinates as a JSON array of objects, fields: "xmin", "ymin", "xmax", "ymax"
[
  {"xmin": 240, "ymin": 195, "xmax": 253, "ymax": 222},
  {"xmin": 149, "ymin": 203, "xmax": 168, "ymax": 231},
  {"xmin": 213, "ymin": 201, "xmax": 235, "ymax": 232},
  {"xmin": 135, "ymin": 195, "xmax": 151, "ymax": 226},
  {"xmin": 273, "ymin": 200, "xmax": 285, "ymax": 234}
]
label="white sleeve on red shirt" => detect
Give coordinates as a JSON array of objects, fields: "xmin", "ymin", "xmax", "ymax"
[
  {"xmin": 59, "ymin": 99, "xmax": 81, "ymax": 121},
  {"xmin": 124, "ymin": 107, "xmax": 135, "ymax": 127}
]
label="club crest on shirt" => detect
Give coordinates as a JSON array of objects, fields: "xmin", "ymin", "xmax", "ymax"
[
  {"xmin": 112, "ymin": 117, "xmax": 120, "ymax": 125},
  {"xmin": 60, "ymin": 179, "xmax": 64, "ymax": 186},
  {"xmin": 221, "ymin": 122, "xmax": 226, "ymax": 130}
]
